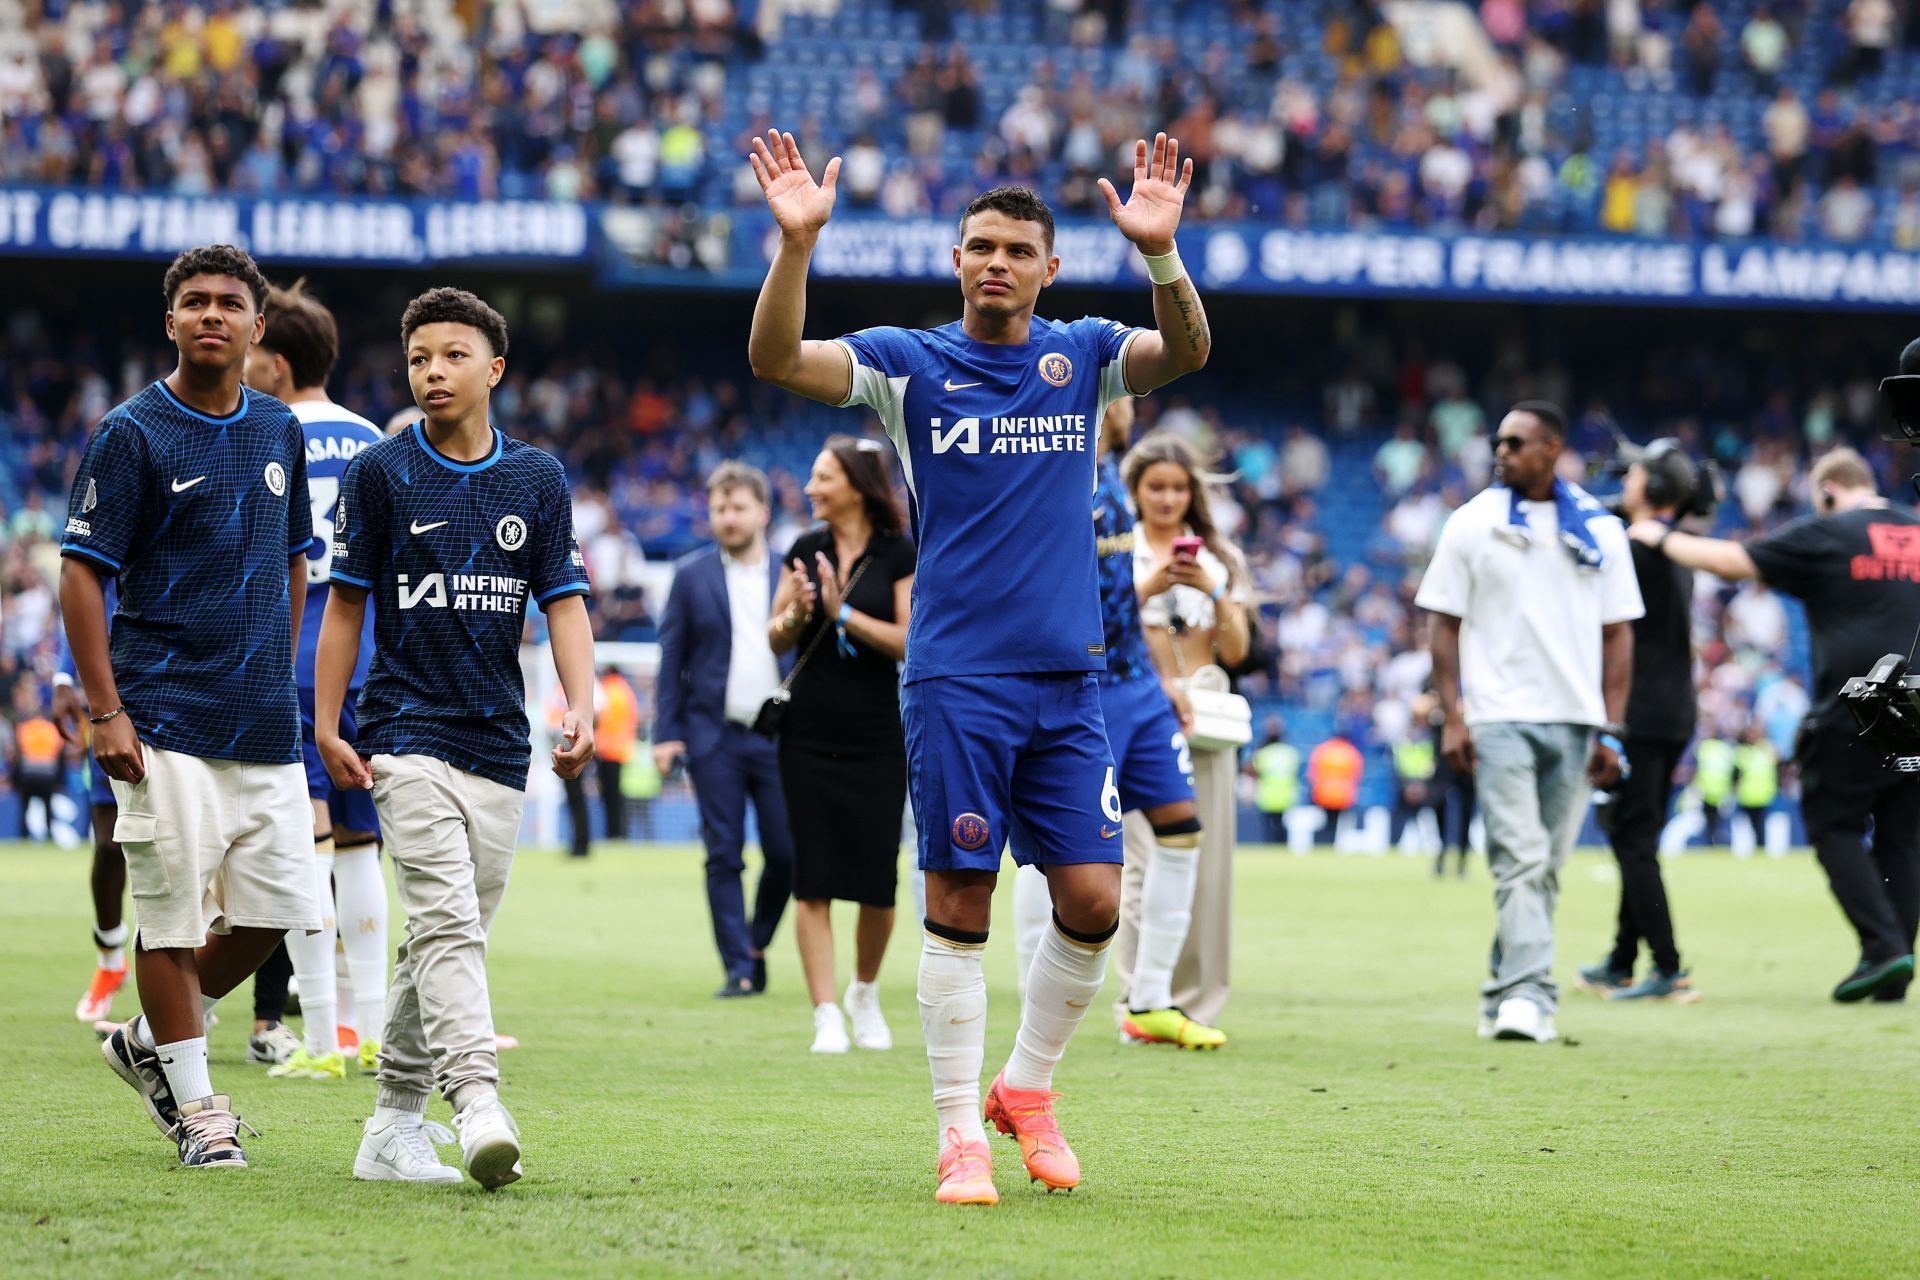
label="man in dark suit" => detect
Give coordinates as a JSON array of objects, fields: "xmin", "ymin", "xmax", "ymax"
[{"xmin": 654, "ymin": 462, "xmax": 796, "ymax": 997}]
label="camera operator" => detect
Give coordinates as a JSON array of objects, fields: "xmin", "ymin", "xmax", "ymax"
[
  {"xmin": 1580, "ymin": 442, "xmax": 1703, "ymax": 1004},
  {"xmin": 1627, "ymin": 446, "xmax": 1920, "ymax": 1003}
]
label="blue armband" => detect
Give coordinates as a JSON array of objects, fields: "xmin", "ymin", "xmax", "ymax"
[{"xmin": 835, "ymin": 602, "xmax": 856, "ymax": 658}]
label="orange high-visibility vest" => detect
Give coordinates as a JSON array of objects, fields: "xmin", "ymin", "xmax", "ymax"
[
  {"xmin": 15, "ymin": 717, "xmax": 61, "ymax": 768},
  {"xmin": 1308, "ymin": 737, "xmax": 1363, "ymax": 812},
  {"xmin": 598, "ymin": 673, "xmax": 639, "ymax": 765}
]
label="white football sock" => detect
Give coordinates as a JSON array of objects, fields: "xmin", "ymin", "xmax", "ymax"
[
  {"xmin": 94, "ymin": 922, "xmax": 128, "ymax": 971},
  {"xmin": 286, "ymin": 840, "xmax": 340, "ymax": 1057},
  {"xmin": 332, "ymin": 841, "xmax": 388, "ymax": 1040},
  {"xmin": 155, "ymin": 1035, "xmax": 213, "ymax": 1106},
  {"xmin": 1010, "ymin": 864, "xmax": 1050, "ymax": 1002},
  {"xmin": 917, "ymin": 928, "xmax": 988, "ymax": 1148},
  {"xmin": 1131, "ymin": 842, "xmax": 1200, "ymax": 1011},
  {"xmin": 1003, "ymin": 919, "xmax": 1111, "ymax": 1092}
]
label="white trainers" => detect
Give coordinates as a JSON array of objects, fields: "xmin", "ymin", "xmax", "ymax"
[
  {"xmin": 247, "ymin": 1022, "xmax": 301, "ymax": 1065},
  {"xmin": 810, "ymin": 1003, "xmax": 850, "ymax": 1054},
  {"xmin": 354, "ymin": 1112, "xmax": 463, "ymax": 1184},
  {"xmin": 844, "ymin": 981, "xmax": 892, "ymax": 1051},
  {"xmin": 1492, "ymin": 997, "xmax": 1557, "ymax": 1042},
  {"xmin": 454, "ymin": 1094, "xmax": 523, "ymax": 1189}
]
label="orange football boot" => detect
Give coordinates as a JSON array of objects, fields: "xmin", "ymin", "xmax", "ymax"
[
  {"xmin": 984, "ymin": 1071, "xmax": 1080, "ymax": 1191},
  {"xmin": 75, "ymin": 966, "xmax": 128, "ymax": 1023},
  {"xmin": 935, "ymin": 1126, "xmax": 998, "ymax": 1205}
]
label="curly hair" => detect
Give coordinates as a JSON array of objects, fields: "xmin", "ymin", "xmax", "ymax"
[
  {"xmin": 960, "ymin": 186, "xmax": 1055, "ymax": 251},
  {"xmin": 399, "ymin": 287, "xmax": 510, "ymax": 359},
  {"xmin": 162, "ymin": 245, "xmax": 268, "ymax": 311}
]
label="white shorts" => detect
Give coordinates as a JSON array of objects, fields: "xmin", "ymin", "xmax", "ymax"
[{"xmin": 111, "ymin": 745, "xmax": 320, "ymax": 951}]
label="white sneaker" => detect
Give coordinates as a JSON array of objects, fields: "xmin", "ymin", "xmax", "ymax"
[
  {"xmin": 810, "ymin": 1003, "xmax": 850, "ymax": 1054},
  {"xmin": 353, "ymin": 1113, "xmax": 463, "ymax": 1184},
  {"xmin": 1476, "ymin": 1014, "xmax": 1496, "ymax": 1040},
  {"xmin": 454, "ymin": 1094, "xmax": 523, "ymax": 1189},
  {"xmin": 844, "ymin": 981, "xmax": 892, "ymax": 1051},
  {"xmin": 247, "ymin": 1022, "xmax": 301, "ymax": 1065},
  {"xmin": 1492, "ymin": 997, "xmax": 1557, "ymax": 1042}
]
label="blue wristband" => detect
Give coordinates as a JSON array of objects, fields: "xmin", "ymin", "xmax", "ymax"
[
  {"xmin": 1597, "ymin": 732, "xmax": 1624, "ymax": 754},
  {"xmin": 835, "ymin": 603, "xmax": 856, "ymax": 658}
]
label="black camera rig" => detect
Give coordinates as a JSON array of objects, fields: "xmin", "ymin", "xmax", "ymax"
[{"xmin": 1841, "ymin": 655, "xmax": 1920, "ymax": 774}]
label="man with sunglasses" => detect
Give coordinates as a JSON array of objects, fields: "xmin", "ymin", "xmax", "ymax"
[
  {"xmin": 1416, "ymin": 401, "xmax": 1643, "ymax": 1044},
  {"xmin": 1627, "ymin": 447, "xmax": 1920, "ymax": 1003}
]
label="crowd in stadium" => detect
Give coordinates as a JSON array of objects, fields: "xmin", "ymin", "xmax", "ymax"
[
  {"xmin": 0, "ymin": 299, "xmax": 1866, "ymax": 820},
  {"xmin": 3, "ymin": 0, "xmax": 1920, "ymax": 244}
]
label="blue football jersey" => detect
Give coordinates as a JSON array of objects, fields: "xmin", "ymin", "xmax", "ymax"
[
  {"xmin": 59, "ymin": 381, "xmax": 312, "ymax": 764},
  {"xmin": 1093, "ymin": 454, "xmax": 1154, "ymax": 684},
  {"xmin": 836, "ymin": 316, "xmax": 1140, "ymax": 683},
  {"xmin": 293, "ymin": 400, "xmax": 382, "ymax": 691},
  {"xmin": 330, "ymin": 422, "xmax": 589, "ymax": 791}
]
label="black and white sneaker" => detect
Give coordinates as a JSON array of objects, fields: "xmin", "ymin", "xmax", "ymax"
[
  {"xmin": 172, "ymin": 1095, "xmax": 256, "ymax": 1169},
  {"xmin": 101, "ymin": 1020, "xmax": 181, "ymax": 1137}
]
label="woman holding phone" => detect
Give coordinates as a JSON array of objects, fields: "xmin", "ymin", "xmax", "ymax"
[
  {"xmin": 1120, "ymin": 432, "xmax": 1253, "ymax": 1030},
  {"xmin": 768, "ymin": 436, "xmax": 916, "ymax": 1054}
]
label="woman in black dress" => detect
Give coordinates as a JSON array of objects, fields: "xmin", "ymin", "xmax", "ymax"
[{"xmin": 767, "ymin": 436, "xmax": 915, "ymax": 1054}]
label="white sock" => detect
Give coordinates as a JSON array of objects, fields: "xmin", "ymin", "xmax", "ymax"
[
  {"xmin": 287, "ymin": 841, "xmax": 340, "ymax": 1057},
  {"xmin": 1004, "ymin": 919, "xmax": 1111, "ymax": 1092},
  {"xmin": 333, "ymin": 842, "xmax": 388, "ymax": 1040},
  {"xmin": 370, "ymin": 1101, "xmax": 425, "ymax": 1129},
  {"xmin": 917, "ymin": 928, "xmax": 988, "ymax": 1148},
  {"xmin": 1010, "ymin": 864, "xmax": 1051, "ymax": 1002},
  {"xmin": 155, "ymin": 1036, "xmax": 213, "ymax": 1106},
  {"xmin": 94, "ymin": 922, "xmax": 128, "ymax": 971},
  {"xmin": 1131, "ymin": 843, "xmax": 1199, "ymax": 1011}
]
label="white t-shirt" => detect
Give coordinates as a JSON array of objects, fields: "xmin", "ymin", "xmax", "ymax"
[
  {"xmin": 722, "ymin": 549, "xmax": 780, "ymax": 726},
  {"xmin": 1414, "ymin": 486, "xmax": 1644, "ymax": 727}
]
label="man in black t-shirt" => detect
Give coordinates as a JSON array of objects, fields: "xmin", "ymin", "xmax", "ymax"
[
  {"xmin": 1581, "ymin": 447, "xmax": 1700, "ymax": 1003},
  {"xmin": 1629, "ymin": 448, "xmax": 1920, "ymax": 1003}
]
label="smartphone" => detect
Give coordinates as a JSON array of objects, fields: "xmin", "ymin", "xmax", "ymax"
[{"xmin": 1171, "ymin": 535, "xmax": 1205, "ymax": 560}]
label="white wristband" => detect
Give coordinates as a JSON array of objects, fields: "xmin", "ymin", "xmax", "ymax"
[{"xmin": 1143, "ymin": 246, "xmax": 1185, "ymax": 286}]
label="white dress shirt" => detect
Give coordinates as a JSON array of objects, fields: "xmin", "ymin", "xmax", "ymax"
[{"xmin": 722, "ymin": 547, "xmax": 780, "ymax": 725}]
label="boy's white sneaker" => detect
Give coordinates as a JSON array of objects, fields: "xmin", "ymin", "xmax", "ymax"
[
  {"xmin": 454, "ymin": 1095, "xmax": 523, "ymax": 1189},
  {"xmin": 811, "ymin": 1003, "xmax": 850, "ymax": 1054},
  {"xmin": 1492, "ymin": 997, "xmax": 1557, "ymax": 1043},
  {"xmin": 844, "ymin": 981, "xmax": 892, "ymax": 1051},
  {"xmin": 353, "ymin": 1113, "xmax": 463, "ymax": 1184}
]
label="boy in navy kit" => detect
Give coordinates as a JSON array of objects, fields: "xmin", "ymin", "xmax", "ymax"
[
  {"xmin": 64, "ymin": 244, "xmax": 319, "ymax": 1169},
  {"xmin": 1009, "ymin": 397, "xmax": 1222, "ymax": 1052},
  {"xmin": 316, "ymin": 288, "xmax": 595, "ymax": 1189},
  {"xmin": 748, "ymin": 130, "xmax": 1211, "ymax": 1203},
  {"xmin": 242, "ymin": 278, "xmax": 390, "ymax": 1081}
]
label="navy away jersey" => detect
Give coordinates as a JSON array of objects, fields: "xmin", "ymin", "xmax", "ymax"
[
  {"xmin": 293, "ymin": 399, "xmax": 382, "ymax": 691},
  {"xmin": 331, "ymin": 422, "xmax": 589, "ymax": 790},
  {"xmin": 59, "ymin": 381, "xmax": 312, "ymax": 764},
  {"xmin": 1093, "ymin": 453, "xmax": 1154, "ymax": 684},
  {"xmin": 837, "ymin": 316, "xmax": 1139, "ymax": 683}
]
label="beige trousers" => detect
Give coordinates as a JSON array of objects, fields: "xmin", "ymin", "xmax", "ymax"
[
  {"xmin": 1112, "ymin": 744, "xmax": 1235, "ymax": 1026},
  {"xmin": 370, "ymin": 754, "xmax": 523, "ymax": 1111}
]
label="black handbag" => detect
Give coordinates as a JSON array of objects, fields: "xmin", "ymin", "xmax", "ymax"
[{"xmin": 750, "ymin": 554, "xmax": 875, "ymax": 739}]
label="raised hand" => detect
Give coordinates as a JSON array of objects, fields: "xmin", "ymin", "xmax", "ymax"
[
  {"xmin": 1097, "ymin": 133, "xmax": 1193, "ymax": 257},
  {"xmin": 749, "ymin": 130, "xmax": 841, "ymax": 241}
]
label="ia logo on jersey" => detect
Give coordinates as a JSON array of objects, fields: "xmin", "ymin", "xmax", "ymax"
[
  {"xmin": 496, "ymin": 514, "xmax": 527, "ymax": 551},
  {"xmin": 82, "ymin": 478, "xmax": 97, "ymax": 513},
  {"xmin": 264, "ymin": 461, "xmax": 287, "ymax": 496},
  {"xmin": 1037, "ymin": 352, "xmax": 1073, "ymax": 386}
]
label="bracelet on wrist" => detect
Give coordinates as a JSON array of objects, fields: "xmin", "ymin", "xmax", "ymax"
[{"xmin": 89, "ymin": 706, "xmax": 125, "ymax": 725}]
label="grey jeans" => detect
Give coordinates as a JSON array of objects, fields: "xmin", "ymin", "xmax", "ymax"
[
  {"xmin": 370, "ymin": 754, "xmax": 523, "ymax": 1112},
  {"xmin": 1474, "ymin": 722, "xmax": 1593, "ymax": 1016}
]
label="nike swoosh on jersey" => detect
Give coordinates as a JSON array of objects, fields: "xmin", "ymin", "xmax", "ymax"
[
  {"xmin": 944, "ymin": 378, "xmax": 982, "ymax": 391},
  {"xmin": 170, "ymin": 476, "xmax": 207, "ymax": 492},
  {"xmin": 409, "ymin": 520, "xmax": 449, "ymax": 534},
  {"xmin": 1100, "ymin": 826, "xmax": 1121, "ymax": 839}
]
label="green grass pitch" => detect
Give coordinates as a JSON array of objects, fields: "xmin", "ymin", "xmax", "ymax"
[{"xmin": 3, "ymin": 841, "xmax": 1916, "ymax": 1278}]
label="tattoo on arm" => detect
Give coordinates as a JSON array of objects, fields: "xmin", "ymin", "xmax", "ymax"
[{"xmin": 1165, "ymin": 280, "xmax": 1209, "ymax": 355}]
